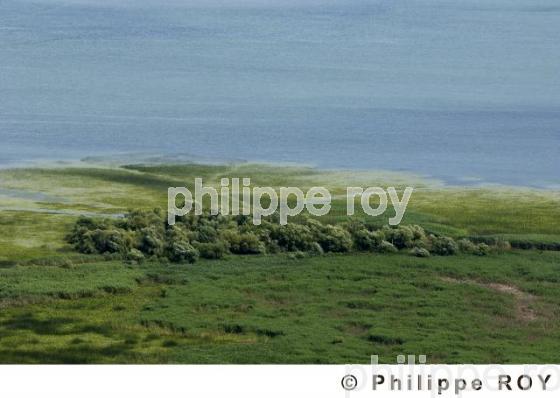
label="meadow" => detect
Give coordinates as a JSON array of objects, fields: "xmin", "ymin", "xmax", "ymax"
[{"xmin": 0, "ymin": 163, "xmax": 559, "ymax": 363}]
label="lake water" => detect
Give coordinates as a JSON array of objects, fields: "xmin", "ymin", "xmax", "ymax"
[{"xmin": 1, "ymin": 0, "xmax": 559, "ymax": 187}]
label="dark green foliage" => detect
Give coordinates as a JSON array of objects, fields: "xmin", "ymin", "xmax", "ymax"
[
  {"xmin": 458, "ymin": 238, "xmax": 492, "ymax": 256},
  {"xmin": 67, "ymin": 210, "xmax": 518, "ymax": 263},
  {"xmin": 473, "ymin": 243, "xmax": 491, "ymax": 256},
  {"xmin": 308, "ymin": 242, "xmax": 324, "ymax": 256},
  {"xmin": 314, "ymin": 225, "xmax": 353, "ymax": 253},
  {"xmin": 515, "ymin": 240, "xmax": 560, "ymax": 251},
  {"xmin": 126, "ymin": 248, "xmax": 145, "ymax": 263},
  {"xmin": 378, "ymin": 240, "xmax": 398, "ymax": 253},
  {"xmin": 410, "ymin": 247, "xmax": 430, "ymax": 257},
  {"xmin": 430, "ymin": 236, "xmax": 459, "ymax": 256},
  {"xmin": 383, "ymin": 225, "xmax": 414, "ymax": 249},
  {"xmin": 383, "ymin": 225, "xmax": 427, "ymax": 249},
  {"xmin": 268, "ymin": 223, "xmax": 315, "ymax": 252},
  {"xmin": 66, "ymin": 217, "xmax": 110, "ymax": 254},
  {"xmin": 349, "ymin": 224, "xmax": 428, "ymax": 254},
  {"xmin": 88, "ymin": 229, "xmax": 131, "ymax": 255},
  {"xmin": 458, "ymin": 238, "xmax": 477, "ymax": 254},
  {"xmin": 137, "ymin": 227, "xmax": 164, "ymax": 257},
  {"xmin": 195, "ymin": 225, "xmax": 218, "ymax": 243},
  {"xmin": 195, "ymin": 242, "xmax": 229, "ymax": 260},
  {"xmin": 166, "ymin": 241, "xmax": 199, "ymax": 263},
  {"xmin": 117, "ymin": 209, "xmax": 164, "ymax": 231},
  {"xmin": 351, "ymin": 229, "xmax": 384, "ymax": 251},
  {"xmin": 223, "ymin": 231, "xmax": 264, "ymax": 255}
]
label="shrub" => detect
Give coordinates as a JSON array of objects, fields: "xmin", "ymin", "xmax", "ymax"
[
  {"xmin": 262, "ymin": 238, "xmax": 282, "ymax": 254},
  {"xmin": 308, "ymin": 242, "xmax": 324, "ymax": 256},
  {"xmin": 118, "ymin": 209, "xmax": 164, "ymax": 231},
  {"xmin": 345, "ymin": 220, "xmax": 367, "ymax": 235},
  {"xmin": 234, "ymin": 214, "xmax": 252, "ymax": 226},
  {"xmin": 222, "ymin": 231, "xmax": 265, "ymax": 255},
  {"xmin": 458, "ymin": 238, "xmax": 477, "ymax": 254},
  {"xmin": 378, "ymin": 240, "xmax": 398, "ymax": 253},
  {"xmin": 381, "ymin": 225, "xmax": 427, "ymax": 249},
  {"xmin": 0, "ymin": 259, "xmax": 17, "ymax": 268},
  {"xmin": 92, "ymin": 229, "xmax": 131, "ymax": 254},
  {"xmin": 537, "ymin": 242, "xmax": 560, "ymax": 250},
  {"xmin": 410, "ymin": 247, "xmax": 430, "ymax": 257},
  {"xmin": 70, "ymin": 230, "xmax": 97, "ymax": 254},
  {"xmin": 196, "ymin": 241, "xmax": 229, "ymax": 259},
  {"xmin": 288, "ymin": 251, "xmax": 307, "ymax": 260},
  {"xmin": 66, "ymin": 217, "xmax": 113, "ymax": 254},
  {"xmin": 458, "ymin": 238, "xmax": 495, "ymax": 256},
  {"xmin": 468, "ymin": 236, "xmax": 513, "ymax": 251},
  {"xmin": 509, "ymin": 239, "xmax": 534, "ymax": 250},
  {"xmin": 195, "ymin": 225, "xmax": 219, "ymax": 243},
  {"xmin": 314, "ymin": 225, "xmax": 353, "ymax": 253},
  {"xmin": 269, "ymin": 223, "xmax": 315, "ymax": 252},
  {"xmin": 383, "ymin": 226, "xmax": 414, "ymax": 249},
  {"xmin": 126, "ymin": 248, "xmax": 145, "ymax": 263},
  {"xmin": 166, "ymin": 241, "xmax": 199, "ymax": 263},
  {"xmin": 409, "ymin": 225, "xmax": 427, "ymax": 241},
  {"xmin": 68, "ymin": 211, "xmax": 528, "ymax": 262},
  {"xmin": 430, "ymin": 236, "xmax": 458, "ymax": 256},
  {"xmin": 137, "ymin": 227, "xmax": 164, "ymax": 256},
  {"xmin": 473, "ymin": 243, "xmax": 491, "ymax": 256},
  {"xmin": 495, "ymin": 239, "xmax": 512, "ymax": 252},
  {"xmin": 352, "ymin": 229, "xmax": 384, "ymax": 251},
  {"xmin": 66, "ymin": 216, "xmax": 108, "ymax": 240}
]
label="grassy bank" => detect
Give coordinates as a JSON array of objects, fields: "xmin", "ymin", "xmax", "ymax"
[{"xmin": 1, "ymin": 252, "xmax": 559, "ymax": 363}]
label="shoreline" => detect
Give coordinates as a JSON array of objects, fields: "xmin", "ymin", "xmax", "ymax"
[{"xmin": 0, "ymin": 154, "xmax": 558, "ymax": 193}]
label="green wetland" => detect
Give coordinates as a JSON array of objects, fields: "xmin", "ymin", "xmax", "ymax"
[{"xmin": 0, "ymin": 163, "xmax": 559, "ymax": 363}]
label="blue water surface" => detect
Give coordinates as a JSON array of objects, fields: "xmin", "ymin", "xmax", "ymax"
[{"xmin": 0, "ymin": 0, "xmax": 559, "ymax": 186}]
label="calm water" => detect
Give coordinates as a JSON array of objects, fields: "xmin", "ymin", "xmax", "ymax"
[{"xmin": 1, "ymin": 0, "xmax": 559, "ymax": 187}]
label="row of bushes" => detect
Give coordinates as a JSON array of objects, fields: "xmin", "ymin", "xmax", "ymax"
[
  {"xmin": 66, "ymin": 209, "xmax": 513, "ymax": 264},
  {"xmin": 469, "ymin": 236, "xmax": 560, "ymax": 251}
]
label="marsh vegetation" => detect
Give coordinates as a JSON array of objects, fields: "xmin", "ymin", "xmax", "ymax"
[{"xmin": 0, "ymin": 163, "xmax": 559, "ymax": 363}]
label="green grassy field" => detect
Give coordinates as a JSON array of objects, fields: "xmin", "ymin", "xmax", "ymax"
[{"xmin": 0, "ymin": 163, "xmax": 559, "ymax": 363}]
